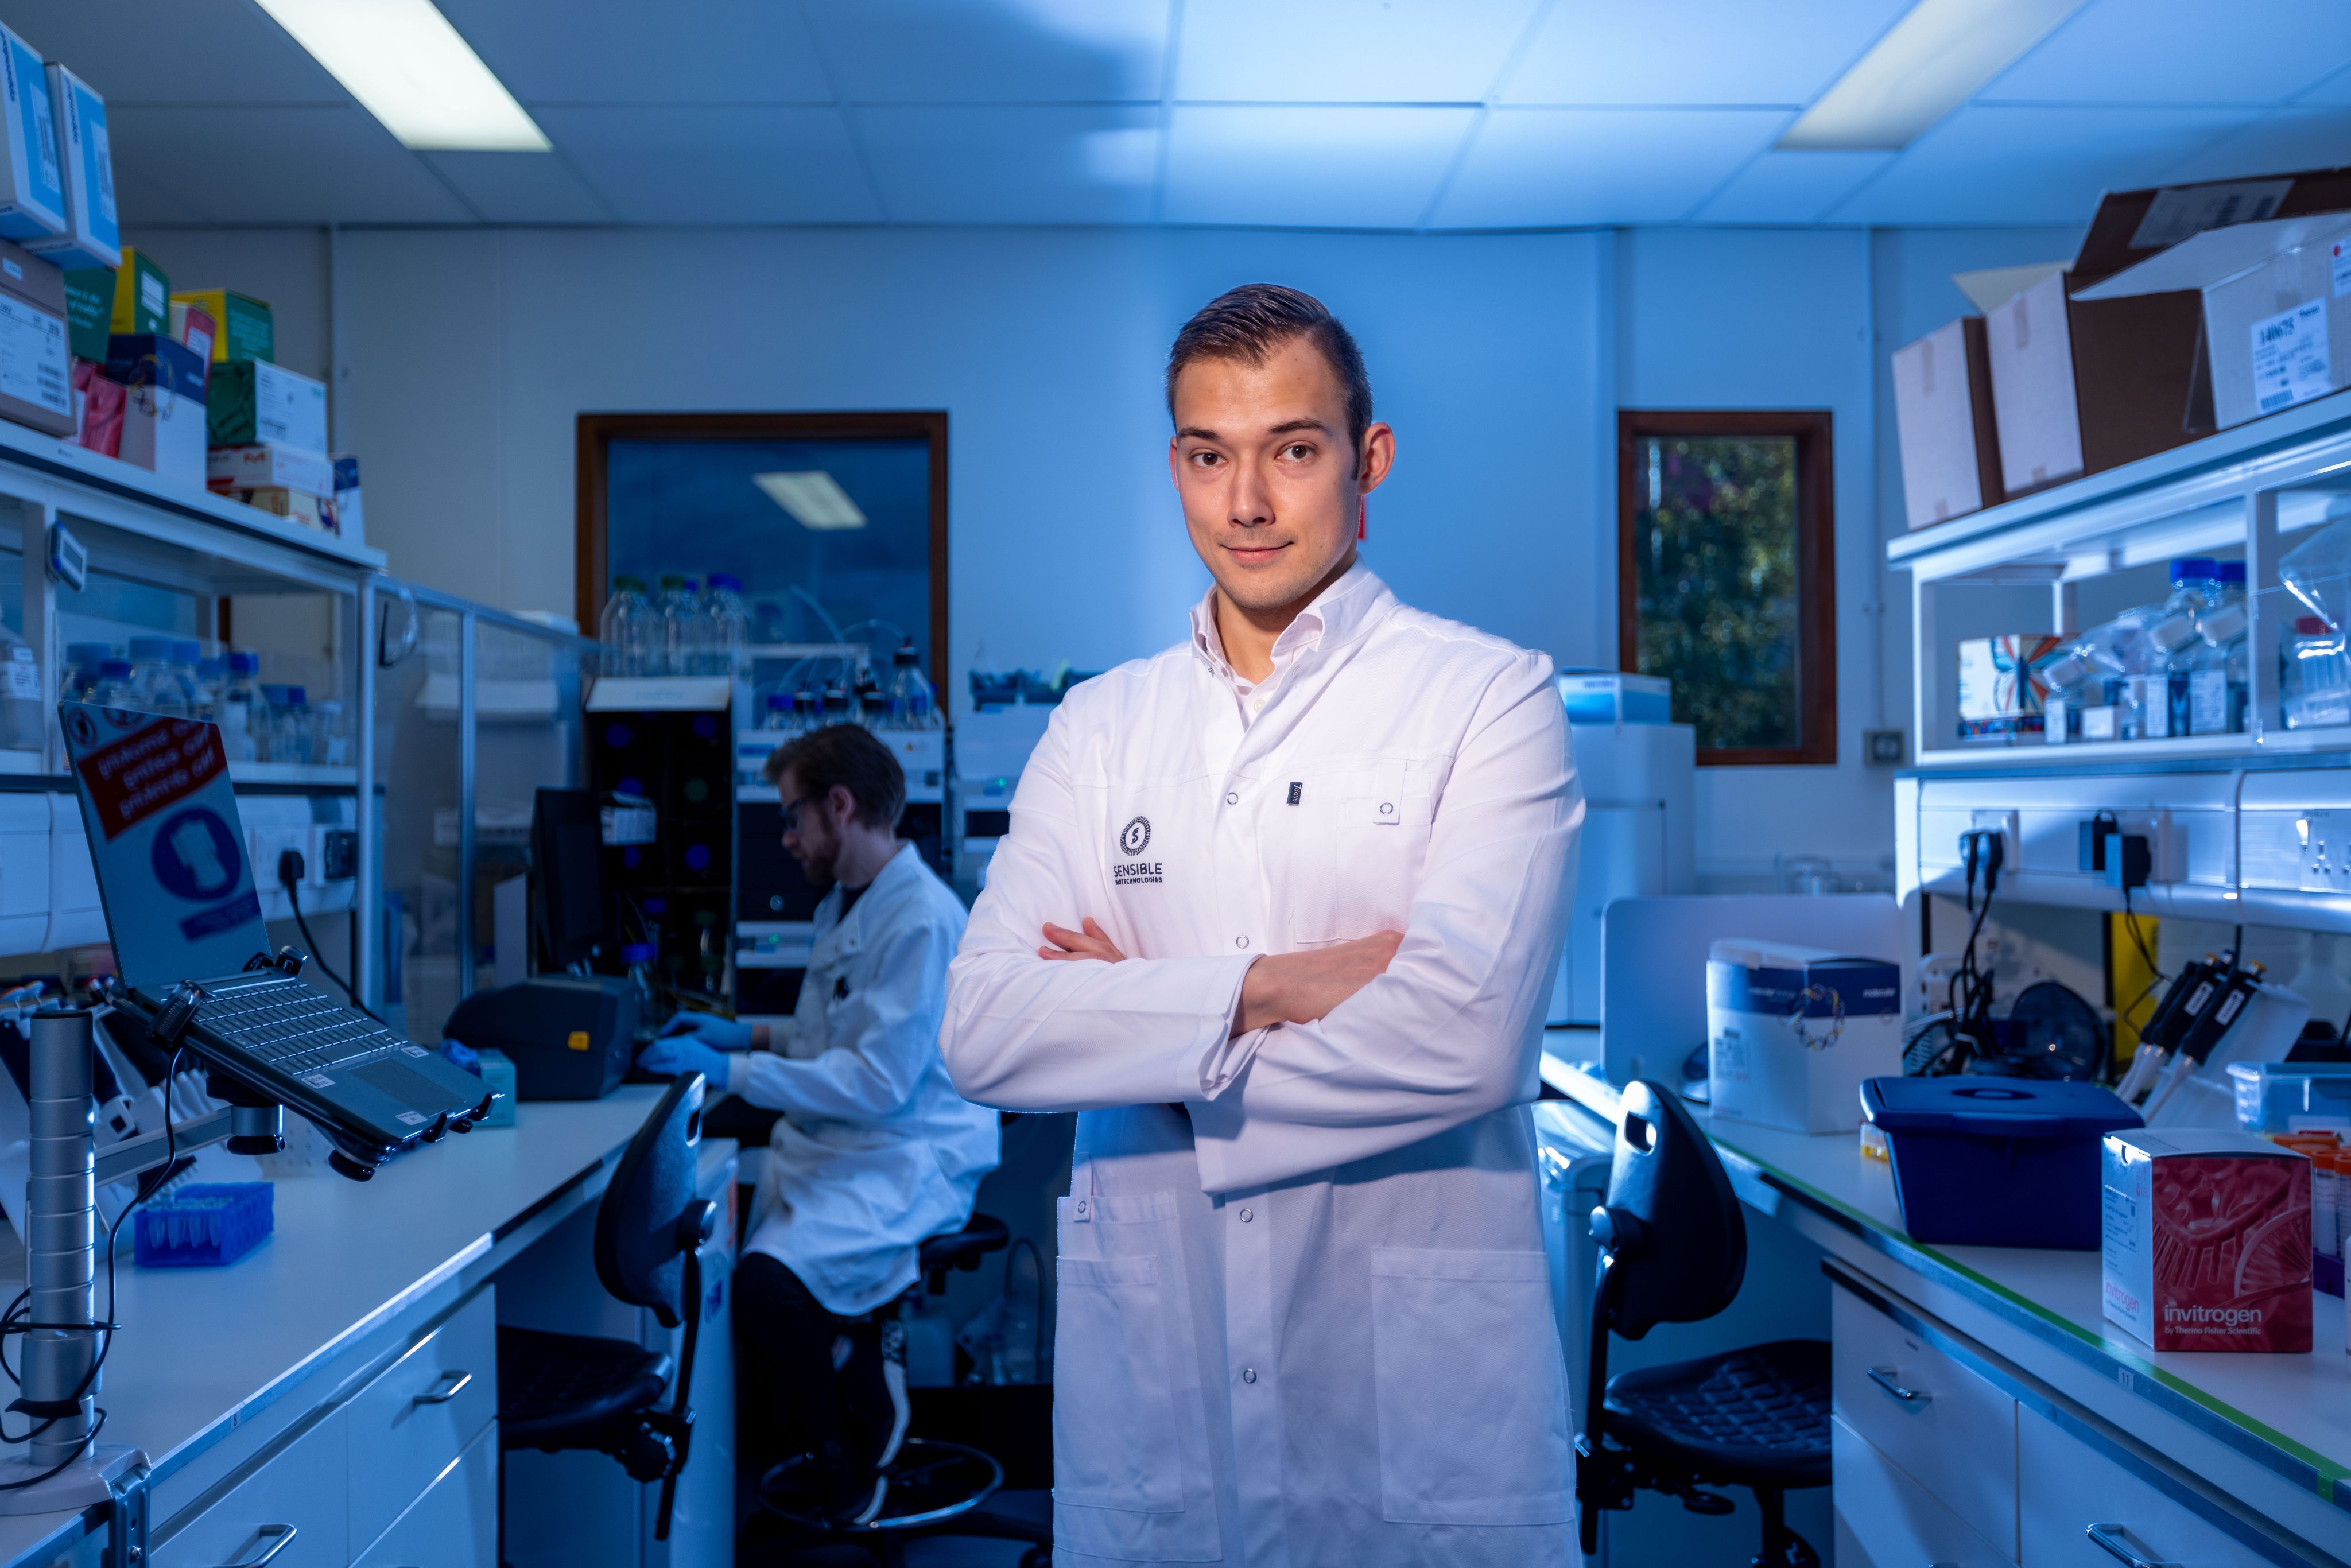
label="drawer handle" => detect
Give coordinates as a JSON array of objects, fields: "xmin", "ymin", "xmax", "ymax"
[
  {"xmin": 413, "ymin": 1369, "xmax": 472, "ymax": 1406},
  {"xmin": 1866, "ymin": 1365, "xmax": 1927, "ymax": 1403},
  {"xmin": 219, "ymin": 1523, "xmax": 296, "ymax": 1567},
  {"xmin": 2087, "ymin": 1523, "xmax": 2183, "ymax": 1568}
]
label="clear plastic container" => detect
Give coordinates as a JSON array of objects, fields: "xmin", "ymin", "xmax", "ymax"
[
  {"xmin": 762, "ymin": 691, "xmax": 796, "ymax": 732},
  {"xmin": 0, "ymin": 622, "xmax": 41, "ymax": 752},
  {"xmin": 62, "ymin": 642, "xmax": 112, "ymax": 703},
  {"xmin": 218, "ymin": 651, "xmax": 261, "ymax": 762},
  {"xmin": 2282, "ymin": 510, "xmax": 2351, "ymax": 631},
  {"xmin": 170, "ymin": 639, "xmax": 208, "ymax": 719},
  {"xmin": 282, "ymin": 685, "xmax": 313, "ymax": 765},
  {"xmin": 654, "ymin": 574, "xmax": 701, "ymax": 679},
  {"xmin": 257, "ymin": 684, "xmax": 292, "ymax": 762},
  {"xmin": 195, "ymin": 655, "xmax": 223, "ymax": 717},
  {"xmin": 701, "ymin": 572, "xmax": 749, "ymax": 677},
  {"xmin": 2189, "ymin": 561, "xmax": 2249, "ymax": 735},
  {"xmin": 125, "ymin": 636, "xmax": 190, "ymax": 717},
  {"xmin": 2283, "ymin": 615, "xmax": 2351, "ymax": 729},
  {"xmin": 600, "ymin": 575, "xmax": 653, "ymax": 678},
  {"xmin": 820, "ymin": 686, "xmax": 851, "ymax": 730},
  {"xmin": 2149, "ymin": 559, "xmax": 2220, "ymax": 739},
  {"xmin": 90, "ymin": 658, "xmax": 135, "ymax": 707},
  {"xmin": 313, "ymin": 698, "xmax": 347, "ymax": 766},
  {"xmin": 2042, "ymin": 611, "xmax": 2159, "ymax": 743},
  {"xmin": 888, "ymin": 639, "xmax": 938, "ymax": 731}
]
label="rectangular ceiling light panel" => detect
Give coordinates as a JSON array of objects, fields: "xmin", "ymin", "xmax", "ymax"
[
  {"xmin": 255, "ymin": 0, "xmax": 549, "ymax": 151},
  {"xmin": 1779, "ymin": 0, "xmax": 2088, "ymax": 152},
  {"xmin": 755, "ymin": 471, "xmax": 868, "ymax": 530}
]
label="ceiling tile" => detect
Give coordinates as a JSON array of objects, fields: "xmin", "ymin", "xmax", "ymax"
[
  {"xmin": 2156, "ymin": 107, "xmax": 2351, "ymax": 184},
  {"xmin": 1163, "ymin": 106, "xmax": 1475, "ymax": 228},
  {"xmin": 109, "ymin": 106, "xmax": 473, "ymax": 224},
  {"xmin": 439, "ymin": 0, "xmax": 833, "ymax": 106},
  {"xmin": 423, "ymin": 152, "xmax": 618, "ymax": 223},
  {"xmin": 802, "ymin": 0, "xmax": 1169, "ymax": 104},
  {"xmin": 1828, "ymin": 104, "xmax": 2270, "ymax": 225},
  {"xmin": 1, "ymin": 0, "xmax": 347, "ymax": 104},
  {"xmin": 856, "ymin": 106, "xmax": 1157, "ymax": 223},
  {"xmin": 1692, "ymin": 150, "xmax": 1894, "ymax": 223},
  {"xmin": 535, "ymin": 106, "xmax": 880, "ymax": 224},
  {"xmin": 1986, "ymin": 0, "xmax": 2351, "ymax": 106},
  {"xmin": 1500, "ymin": 0, "xmax": 1912, "ymax": 107},
  {"xmin": 1430, "ymin": 107, "xmax": 1786, "ymax": 227},
  {"xmin": 1174, "ymin": 0, "xmax": 1539, "ymax": 103}
]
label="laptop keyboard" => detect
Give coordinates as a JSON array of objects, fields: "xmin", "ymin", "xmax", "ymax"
[{"xmin": 200, "ymin": 980, "xmax": 402, "ymax": 1077}]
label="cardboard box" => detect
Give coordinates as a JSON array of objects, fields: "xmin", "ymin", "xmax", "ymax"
[
  {"xmin": 0, "ymin": 23, "xmax": 63, "ymax": 242},
  {"xmin": 104, "ymin": 333, "xmax": 207, "ymax": 402},
  {"xmin": 70, "ymin": 358, "xmax": 119, "ymax": 456},
  {"xmin": 60, "ymin": 266, "xmax": 106, "ymax": 360},
  {"xmin": 1956, "ymin": 634, "xmax": 2065, "ymax": 742},
  {"xmin": 331, "ymin": 454, "xmax": 362, "ymax": 545},
  {"xmin": 22, "ymin": 65, "xmax": 116, "ymax": 271},
  {"xmin": 103, "ymin": 247, "xmax": 166, "ymax": 337},
  {"xmin": 2102, "ymin": 1128, "xmax": 2311, "ymax": 1352},
  {"xmin": 207, "ymin": 359, "xmax": 324, "ymax": 450},
  {"xmin": 0, "ymin": 238, "xmax": 72, "ymax": 436},
  {"xmin": 1707, "ymin": 941, "xmax": 1902, "ymax": 1134},
  {"xmin": 207, "ymin": 442, "xmax": 331, "ymax": 498},
  {"xmin": 1892, "ymin": 316, "xmax": 2004, "ymax": 529},
  {"xmin": 236, "ymin": 486, "xmax": 335, "ymax": 533},
  {"xmin": 2075, "ymin": 212, "xmax": 2351, "ymax": 430},
  {"xmin": 169, "ymin": 289, "xmax": 270, "ymax": 364},
  {"xmin": 118, "ymin": 385, "xmax": 205, "ymax": 487},
  {"xmin": 168, "ymin": 299, "xmax": 214, "ymax": 363}
]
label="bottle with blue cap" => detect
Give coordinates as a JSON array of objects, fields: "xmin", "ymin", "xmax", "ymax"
[
  {"xmin": 170, "ymin": 639, "xmax": 209, "ymax": 720},
  {"xmin": 61, "ymin": 642, "xmax": 112, "ymax": 703},
  {"xmin": 219, "ymin": 651, "xmax": 261, "ymax": 762},
  {"xmin": 125, "ymin": 636, "xmax": 189, "ymax": 718},
  {"xmin": 90, "ymin": 658, "xmax": 135, "ymax": 707}
]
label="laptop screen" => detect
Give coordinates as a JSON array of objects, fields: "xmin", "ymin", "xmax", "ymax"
[{"xmin": 61, "ymin": 703, "xmax": 268, "ymax": 991}]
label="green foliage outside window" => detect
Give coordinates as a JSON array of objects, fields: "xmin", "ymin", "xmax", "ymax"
[{"xmin": 1631, "ymin": 435, "xmax": 1800, "ymax": 752}]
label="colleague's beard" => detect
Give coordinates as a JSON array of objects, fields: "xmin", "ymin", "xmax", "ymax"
[{"xmin": 797, "ymin": 841, "xmax": 838, "ymax": 890}]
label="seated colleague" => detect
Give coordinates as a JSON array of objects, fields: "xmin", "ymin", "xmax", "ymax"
[{"xmin": 638, "ymin": 723, "xmax": 999, "ymax": 1524}]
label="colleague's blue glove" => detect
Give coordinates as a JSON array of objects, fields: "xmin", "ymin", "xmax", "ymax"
[
  {"xmin": 660, "ymin": 1012, "xmax": 754, "ymax": 1050},
  {"xmin": 635, "ymin": 1034, "xmax": 731, "ymax": 1092}
]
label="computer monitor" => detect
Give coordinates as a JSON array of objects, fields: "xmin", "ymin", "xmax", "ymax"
[{"xmin": 532, "ymin": 788, "xmax": 611, "ymax": 969}]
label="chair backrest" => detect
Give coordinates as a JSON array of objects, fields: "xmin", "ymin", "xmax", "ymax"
[
  {"xmin": 1598, "ymin": 1078, "xmax": 1745, "ymax": 1340},
  {"xmin": 593, "ymin": 1073, "xmax": 705, "ymax": 1329}
]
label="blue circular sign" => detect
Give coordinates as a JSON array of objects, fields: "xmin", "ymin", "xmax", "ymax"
[{"xmin": 150, "ymin": 808, "xmax": 243, "ymax": 901}]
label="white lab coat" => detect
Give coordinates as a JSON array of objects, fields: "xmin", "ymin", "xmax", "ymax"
[
  {"xmin": 944, "ymin": 564, "xmax": 1584, "ymax": 1567},
  {"xmin": 739, "ymin": 842, "xmax": 1000, "ymax": 1317}
]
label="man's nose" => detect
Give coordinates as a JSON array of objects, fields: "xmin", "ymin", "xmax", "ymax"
[{"xmin": 1228, "ymin": 458, "xmax": 1273, "ymax": 527}]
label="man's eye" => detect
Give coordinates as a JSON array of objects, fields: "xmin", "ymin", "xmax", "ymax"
[
  {"xmin": 1190, "ymin": 451, "xmax": 1221, "ymax": 467},
  {"xmin": 1282, "ymin": 444, "xmax": 1312, "ymax": 460}
]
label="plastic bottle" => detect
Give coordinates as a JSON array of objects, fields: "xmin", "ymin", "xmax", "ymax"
[
  {"xmin": 600, "ymin": 576, "xmax": 653, "ymax": 678},
  {"xmin": 621, "ymin": 942, "xmax": 659, "ymax": 1029},
  {"xmin": 62, "ymin": 642, "xmax": 112, "ymax": 703},
  {"xmin": 763, "ymin": 692, "xmax": 795, "ymax": 732},
  {"xmin": 219, "ymin": 651, "xmax": 261, "ymax": 762},
  {"xmin": 2188, "ymin": 561, "xmax": 2250, "ymax": 735},
  {"xmin": 0, "ymin": 623, "xmax": 41, "ymax": 752},
  {"xmin": 195, "ymin": 655, "xmax": 223, "ymax": 716},
  {"xmin": 283, "ymin": 686, "xmax": 313, "ymax": 766},
  {"xmin": 257, "ymin": 684, "xmax": 290, "ymax": 762},
  {"xmin": 2042, "ymin": 612, "xmax": 2158, "ymax": 743},
  {"xmin": 2284, "ymin": 615, "xmax": 2351, "ymax": 729},
  {"xmin": 701, "ymin": 573, "xmax": 749, "ymax": 677},
  {"xmin": 314, "ymin": 698, "xmax": 347, "ymax": 766},
  {"xmin": 124, "ymin": 636, "xmax": 189, "ymax": 717},
  {"xmin": 170, "ymin": 639, "xmax": 208, "ymax": 719},
  {"xmin": 794, "ymin": 689, "xmax": 819, "ymax": 733},
  {"xmin": 852, "ymin": 667, "xmax": 885, "ymax": 729},
  {"xmin": 654, "ymin": 575, "xmax": 701, "ymax": 679},
  {"xmin": 89, "ymin": 658, "xmax": 135, "ymax": 707},
  {"xmin": 820, "ymin": 686, "xmax": 851, "ymax": 730},
  {"xmin": 2146, "ymin": 560, "xmax": 2220, "ymax": 740},
  {"xmin": 888, "ymin": 639, "xmax": 938, "ymax": 731}
]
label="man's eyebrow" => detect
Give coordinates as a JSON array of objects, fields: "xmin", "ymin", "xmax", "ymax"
[
  {"xmin": 1176, "ymin": 425, "xmax": 1221, "ymax": 441},
  {"xmin": 1266, "ymin": 418, "xmax": 1334, "ymax": 437}
]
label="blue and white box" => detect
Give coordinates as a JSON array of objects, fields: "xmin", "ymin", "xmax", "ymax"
[
  {"xmin": 25, "ymin": 64, "xmax": 115, "ymax": 270},
  {"xmin": 1708, "ymin": 940, "xmax": 1903, "ymax": 1134},
  {"xmin": 1558, "ymin": 670, "xmax": 1672, "ymax": 725},
  {"xmin": 0, "ymin": 24, "xmax": 63, "ymax": 242}
]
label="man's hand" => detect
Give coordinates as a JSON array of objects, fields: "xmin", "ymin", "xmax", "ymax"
[
  {"xmin": 1040, "ymin": 918, "xmax": 1128, "ymax": 963},
  {"xmin": 1232, "ymin": 932, "xmax": 1403, "ymax": 1036}
]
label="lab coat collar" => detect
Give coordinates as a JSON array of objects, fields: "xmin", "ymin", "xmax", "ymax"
[
  {"xmin": 1187, "ymin": 557, "xmax": 1391, "ymax": 681},
  {"xmin": 814, "ymin": 840, "xmax": 924, "ymax": 953}
]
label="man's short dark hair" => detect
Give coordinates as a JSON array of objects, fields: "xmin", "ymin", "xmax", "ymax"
[
  {"xmin": 1166, "ymin": 284, "xmax": 1374, "ymax": 464},
  {"xmin": 763, "ymin": 723, "xmax": 905, "ymax": 832}
]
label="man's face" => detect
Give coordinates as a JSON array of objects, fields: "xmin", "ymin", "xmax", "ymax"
[
  {"xmin": 1168, "ymin": 335, "xmax": 1394, "ymax": 614},
  {"xmin": 777, "ymin": 767, "xmax": 841, "ymax": 888}
]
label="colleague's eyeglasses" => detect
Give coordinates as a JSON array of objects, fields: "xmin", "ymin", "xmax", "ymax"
[{"xmin": 780, "ymin": 795, "xmax": 824, "ymax": 832}]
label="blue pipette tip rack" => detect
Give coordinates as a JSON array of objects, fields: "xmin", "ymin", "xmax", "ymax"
[{"xmin": 133, "ymin": 1182, "xmax": 273, "ymax": 1267}]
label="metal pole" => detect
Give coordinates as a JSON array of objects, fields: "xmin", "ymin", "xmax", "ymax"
[
  {"xmin": 456, "ymin": 610, "xmax": 477, "ymax": 1002},
  {"xmin": 25, "ymin": 1010, "xmax": 96, "ymax": 1466}
]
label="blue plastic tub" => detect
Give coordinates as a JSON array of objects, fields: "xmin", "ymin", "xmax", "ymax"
[
  {"xmin": 2226, "ymin": 1061, "xmax": 2351, "ymax": 1132},
  {"xmin": 1860, "ymin": 1078, "xmax": 2141, "ymax": 1249},
  {"xmin": 133, "ymin": 1182, "xmax": 273, "ymax": 1267}
]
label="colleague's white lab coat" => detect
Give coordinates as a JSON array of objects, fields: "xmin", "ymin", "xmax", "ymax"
[
  {"xmin": 944, "ymin": 564, "xmax": 1583, "ymax": 1567},
  {"xmin": 739, "ymin": 841, "xmax": 1000, "ymax": 1316}
]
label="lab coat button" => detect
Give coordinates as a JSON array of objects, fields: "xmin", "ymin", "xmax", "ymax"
[
  {"xmin": 1242, "ymin": 1367, "xmax": 1258, "ymax": 1384},
  {"xmin": 1379, "ymin": 801, "xmax": 1394, "ymax": 816},
  {"xmin": 1239, "ymin": 1207, "xmax": 1253, "ymax": 1222},
  {"xmin": 1235, "ymin": 935, "xmax": 1250, "ymax": 950},
  {"xmin": 1075, "ymin": 1200, "xmax": 1087, "ymax": 1214},
  {"xmin": 1225, "ymin": 791, "xmax": 1239, "ymax": 805}
]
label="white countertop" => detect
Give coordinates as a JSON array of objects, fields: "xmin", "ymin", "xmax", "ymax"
[
  {"xmin": 0, "ymin": 1087, "xmax": 668, "ymax": 1567},
  {"xmin": 1539, "ymin": 1034, "xmax": 2351, "ymax": 1526}
]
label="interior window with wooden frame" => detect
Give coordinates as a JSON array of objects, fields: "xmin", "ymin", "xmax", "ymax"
[{"xmin": 1617, "ymin": 410, "xmax": 1836, "ymax": 766}]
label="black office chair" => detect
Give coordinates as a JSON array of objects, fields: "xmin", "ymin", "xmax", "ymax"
[
  {"xmin": 1576, "ymin": 1080, "xmax": 1830, "ymax": 1568},
  {"xmin": 500, "ymin": 1073, "xmax": 719, "ymax": 1540},
  {"xmin": 751, "ymin": 1214, "xmax": 1052, "ymax": 1568}
]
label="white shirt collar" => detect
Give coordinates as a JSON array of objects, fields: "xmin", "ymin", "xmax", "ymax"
[{"xmin": 1189, "ymin": 557, "xmax": 1387, "ymax": 691}]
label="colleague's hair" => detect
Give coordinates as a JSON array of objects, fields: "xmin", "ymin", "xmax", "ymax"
[
  {"xmin": 762, "ymin": 723, "xmax": 905, "ymax": 831},
  {"xmin": 1165, "ymin": 284, "xmax": 1374, "ymax": 464}
]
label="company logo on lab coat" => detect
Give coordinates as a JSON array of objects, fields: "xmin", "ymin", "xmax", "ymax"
[
  {"xmin": 1118, "ymin": 816, "xmax": 1151, "ymax": 856},
  {"xmin": 1113, "ymin": 816, "xmax": 1162, "ymax": 886}
]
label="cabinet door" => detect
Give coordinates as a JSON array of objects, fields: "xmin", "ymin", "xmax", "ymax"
[
  {"xmin": 1834, "ymin": 1285, "xmax": 2019, "ymax": 1555},
  {"xmin": 347, "ymin": 1286, "xmax": 498, "ymax": 1555},
  {"xmin": 2018, "ymin": 1407, "xmax": 2276, "ymax": 1568},
  {"xmin": 1834, "ymin": 1418, "xmax": 2015, "ymax": 1567},
  {"xmin": 152, "ymin": 1408, "xmax": 347, "ymax": 1568},
  {"xmin": 353, "ymin": 1423, "xmax": 496, "ymax": 1568}
]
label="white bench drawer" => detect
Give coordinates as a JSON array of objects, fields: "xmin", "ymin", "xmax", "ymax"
[
  {"xmin": 1834, "ymin": 1284, "xmax": 2019, "ymax": 1555},
  {"xmin": 347, "ymin": 1286, "xmax": 497, "ymax": 1553},
  {"xmin": 354, "ymin": 1422, "xmax": 497, "ymax": 1568},
  {"xmin": 1834, "ymin": 1417, "xmax": 2015, "ymax": 1567},
  {"xmin": 2018, "ymin": 1407, "xmax": 2275, "ymax": 1568},
  {"xmin": 153, "ymin": 1407, "xmax": 347, "ymax": 1568}
]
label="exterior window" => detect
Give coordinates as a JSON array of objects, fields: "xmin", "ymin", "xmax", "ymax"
[{"xmin": 1617, "ymin": 410, "xmax": 1836, "ymax": 766}]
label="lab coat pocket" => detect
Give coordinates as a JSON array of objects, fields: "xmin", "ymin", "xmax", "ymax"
[
  {"xmin": 1286, "ymin": 757, "xmax": 1435, "ymax": 948},
  {"xmin": 1370, "ymin": 1247, "xmax": 1574, "ymax": 1526}
]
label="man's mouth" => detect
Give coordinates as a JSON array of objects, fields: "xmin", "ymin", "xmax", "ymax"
[{"xmin": 1225, "ymin": 540, "xmax": 1289, "ymax": 565}]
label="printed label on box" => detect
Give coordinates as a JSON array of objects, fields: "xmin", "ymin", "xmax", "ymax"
[
  {"xmin": 26, "ymin": 85, "xmax": 54, "ymax": 192},
  {"xmin": 88, "ymin": 122, "xmax": 112, "ymax": 225},
  {"xmin": 1, "ymin": 647, "xmax": 36, "ymax": 702},
  {"xmin": 2129, "ymin": 179, "xmax": 2293, "ymax": 250},
  {"xmin": 0, "ymin": 294, "xmax": 67, "ymax": 416},
  {"xmin": 2336, "ymin": 240, "xmax": 2351, "ymax": 299},
  {"xmin": 2252, "ymin": 298, "xmax": 2333, "ymax": 414}
]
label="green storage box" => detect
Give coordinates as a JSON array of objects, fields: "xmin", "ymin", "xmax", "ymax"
[
  {"xmin": 169, "ymin": 289, "xmax": 271, "ymax": 364},
  {"xmin": 107, "ymin": 247, "xmax": 166, "ymax": 335},
  {"xmin": 62, "ymin": 267, "xmax": 108, "ymax": 361},
  {"xmin": 206, "ymin": 358, "xmax": 326, "ymax": 451}
]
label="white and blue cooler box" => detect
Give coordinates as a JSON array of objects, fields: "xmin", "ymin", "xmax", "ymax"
[{"xmin": 1707, "ymin": 940, "xmax": 1902, "ymax": 1134}]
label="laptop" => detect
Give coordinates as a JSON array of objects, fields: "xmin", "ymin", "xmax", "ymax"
[{"xmin": 62, "ymin": 702, "xmax": 494, "ymax": 1176}]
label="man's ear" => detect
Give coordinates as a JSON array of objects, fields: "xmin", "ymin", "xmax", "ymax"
[{"xmin": 829, "ymin": 783, "xmax": 859, "ymax": 825}]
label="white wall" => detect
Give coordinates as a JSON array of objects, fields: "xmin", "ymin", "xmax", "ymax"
[{"xmin": 124, "ymin": 219, "xmax": 2073, "ymax": 882}]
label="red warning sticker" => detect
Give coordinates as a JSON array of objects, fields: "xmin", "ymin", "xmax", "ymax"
[{"xmin": 72, "ymin": 718, "xmax": 228, "ymax": 841}]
